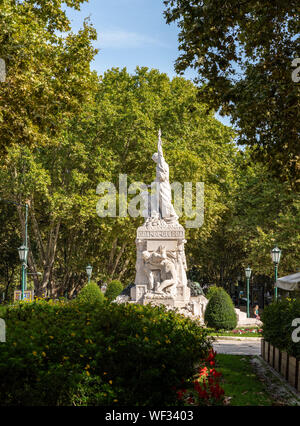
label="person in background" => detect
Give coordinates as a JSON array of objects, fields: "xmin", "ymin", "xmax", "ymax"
[{"xmin": 253, "ymin": 304, "xmax": 260, "ymax": 320}]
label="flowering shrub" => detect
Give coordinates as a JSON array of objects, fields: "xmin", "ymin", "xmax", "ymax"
[
  {"xmin": 0, "ymin": 299, "xmax": 213, "ymax": 405},
  {"xmin": 231, "ymin": 328, "xmax": 262, "ymax": 335},
  {"xmin": 207, "ymin": 326, "xmax": 262, "ymax": 336},
  {"xmin": 176, "ymin": 349, "xmax": 225, "ymax": 406}
]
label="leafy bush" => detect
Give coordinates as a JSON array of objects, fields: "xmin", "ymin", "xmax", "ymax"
[
  {"xmin": 105, "ymin": 280, "xmax": 123, "ymax": 302},
  {"xmin": 204, "ymin": 287, "xmax": 237, "ymax": 330},
  {"xmin": 76, "ymin": 281, "xmax": 104, "ymax": 305},
  {"xmin": 0, "ymin": 299, "xmax": 212, "ymax": 405},
  {"xmin": 206, "ymin": 285, "xmax": 219, "ymax": 300},
  {"xmin": 262, "ymin": 298, "xmax": 300, "ymax": 360}
]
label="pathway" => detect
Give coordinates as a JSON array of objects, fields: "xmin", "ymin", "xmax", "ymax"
[{"xmin": 213, "ymin": 337, "xmax": 261, "ymax": 356}]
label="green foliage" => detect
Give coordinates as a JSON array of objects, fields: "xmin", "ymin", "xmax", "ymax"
[
  {"xmin": 204, "ymin": 287, "xmax": 237, "ymax": 330},
  {"xmin": 0, "ymin": 66, "xmax": 236, "ymax": 296},
  {"xmin": 0, "ymin": 305, "xmax": 7, "ymax": 318},
  {"xmin": 0, "ymin": 299, "xmax": 212, "ymax": 405},
  {"xmin": 0, "ymin": 204, "xmax": 20, "ymax": 300},
  {"xmin": 164, "ymin": 0, "xmax": 300, "ymax": 188},
  {"xmin": 0, "ymin": 0, "xmax": 98, "ymax": 297},
  {"xmin": 206, "ymin": 286, "xmax": 220, "ymax": 300},
  {"xmin": 105, "ymin": 280, "xmax": 123, "ymax": 302},
  {"xmin": 0, "ymin": 0, "xmax": 97, "ymax": 155},
  {"xmin": 262, "ymin": 298, "xmax": 300, "ymax": 360},
  {"xmin": 76, "ymin": 282, "xmax": 104, "ymax": 305},
  {"xmin": 194, "ymin": 152, "xmax": 300, "ymax": 287}
]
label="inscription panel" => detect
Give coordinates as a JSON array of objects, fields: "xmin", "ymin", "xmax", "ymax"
[{"xmin": 137, "ymin": 229, "xmax": 184, "ymax": 239}]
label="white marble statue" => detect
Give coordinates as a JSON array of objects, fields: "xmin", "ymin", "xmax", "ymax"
[
  {"xmin": 151, "ymin": 130, "xmax": 179, "ymax": 223},
  {"xmin": 129, "ymin": 130, "xmax": 208, "ymax": 322}
]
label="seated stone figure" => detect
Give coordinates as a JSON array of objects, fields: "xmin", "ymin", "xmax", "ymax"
[
  {"xmin": 142, "ymin": 249, "xmax": 164, "ymax": 290},
  {"xmin": 142, "ymin": 245, "xmax": 178, "ymax": 296},
  {"xmin": 156, "ymin": 257, "xmax": 177, "ymax": 296}
]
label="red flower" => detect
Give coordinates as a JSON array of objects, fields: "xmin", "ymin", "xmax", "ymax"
[
  {"xmin": 187, "ymin": 396, "xmax": 195, "ymax": 405},
  {"xmin": 206, "ymin": 348, "xmax": 216, "ymax": 362},
  {"xmin": 199, "ymin": 366, "xmax": 208, "ymax": 376}
]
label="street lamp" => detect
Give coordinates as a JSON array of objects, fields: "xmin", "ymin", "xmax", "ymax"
[
  {"xmin": 245, "ymin": 266, "xmax": 252, "ymax": 318},
  {"xmin": 1, "ymin": 199, "xmax": 29, "ymax": 300},
  {"xmin": 18, "ymin": 245, "xmax": 28, "ymax": 300},
  {"xmin": 271, "ymin": 246, "xmax": 281, "ymax": 301},
  {"xmin": 86, "ymin": 264, "xmax": 92, "ymax": 284}
]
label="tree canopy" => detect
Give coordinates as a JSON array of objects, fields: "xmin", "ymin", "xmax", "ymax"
[
  {"xmin": 0, "ymin": 2, "xmax": 298, "ymax": 300},
  {"xmin": 0, "ymin": 66, "xmax": 237, "ymax": 296},
  {"xmin": 164, "ymin": 0, "xmax": 300, "ymax": 188},
  {"xmin": 0, "ymin": 0, "xmax": 97, "ymax": 155}
]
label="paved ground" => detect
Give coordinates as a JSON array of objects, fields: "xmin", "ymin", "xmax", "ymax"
[
  {"xmin": 250, "ymin": 356, "xmax": 300, "ymax": 405},
  {"xmin": 213, "ymin": 337, "xmax": 261, "ymax": 355}
]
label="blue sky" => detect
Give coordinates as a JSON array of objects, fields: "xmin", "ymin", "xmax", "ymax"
[{"xmin": 66, "ymin": 0, "xmax": 231, "ymax": 126}]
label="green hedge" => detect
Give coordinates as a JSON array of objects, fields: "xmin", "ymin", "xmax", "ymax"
[
  {"xmin": 0, "ymin": 299, "xmax": 212, "ymax": 405},
  {"xmin": 204, "ymin": 287, "xmax": 237, "ymax": 330},
  {"xmin": 105, "ymin": 280, "xmax": 123, "ymax": 302},
  {"xmin": 262, "ymin": 298, "xmax": 300, "ymax": 360},
  {"xmin": 76, "ymin": 281, "xmax": 104, "ymax": 305},
  {"xmin": 206, "ymin": 285, "xmax": 219, "ymax": 300}
]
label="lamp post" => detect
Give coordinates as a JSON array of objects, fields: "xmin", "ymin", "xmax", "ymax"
[
  {"xmin": 271, "ymin": 246, "xmax": 281, "ymax": 301},
  {"xmin": 86, "ymin": 264, "xmax": 92, "ymax": 284},
  {"xmin": 1, "ymin": 199, "xmax": 29, "ymax": 295},
  {"xmin": 18, "ymin": 245, "xmax": 29, "ymax": 300},
  {"xmin": 245, "ymin": 266, "xmax": 252, "ymax": 318}
]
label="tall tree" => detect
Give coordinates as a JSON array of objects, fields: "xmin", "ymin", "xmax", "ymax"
[
  {"xmin": 0, "ymin": 0, "xmax": 98, "ymax": 296},
  {"xmin": 0, "ymin": 67, "xmax": 237, "ymax": 296},
  {"xmin": 192, "ymin": 150, "xmax": 300, "ymax": 287},
  {"xmin": 0, "ymin": 204, "xmax": 20, "ymax": 300},
  {"xmin": 164, "ymin": 0, "xmax": 300, "ymax": 188},
  {"xmin": 0, "ymin": 0, "xmax": 97, "ymax": 155}
]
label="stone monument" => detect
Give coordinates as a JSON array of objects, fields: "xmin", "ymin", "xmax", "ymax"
[{"xmin": 128, "ymin": 130, "xmax": 207, "ymax": 320}]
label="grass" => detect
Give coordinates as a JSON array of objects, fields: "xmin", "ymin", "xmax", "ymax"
[{"xmin": 216, "ymin": 354, "xmax": 273, "ymax": 406}]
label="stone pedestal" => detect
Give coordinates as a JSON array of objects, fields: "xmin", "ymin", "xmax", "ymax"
[
  {"xmin": 130, "ymin": 285, "xmax": 148, "ymax": 302},
  {"xmin": 130, "ymin": 218, "xmax": 191, "ymax": 305},
  {"xmin": 126, "ymin": 217, "xmax": 213, "ymax": 322}
]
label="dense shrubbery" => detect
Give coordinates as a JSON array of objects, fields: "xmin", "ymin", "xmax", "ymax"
[
  {"xmin": 262, "ymin": 298, "xmax": 300, "ymax": 360},
  {"xmin": 0, "ymin": 299, "xmax": 212, "ymax": 405},
  {"xmin": 204, "ymin": 287, "xmax": 237, "ymax": 330},
  {"xmin": 76, "ymin": 281, "xmax": 104, "ymax": 305},
  {"xmin": 105, "ymin": 280, "xmax": 123, "ymax": 302},
  {"xmin": 206, "ymin": 285, "xmax": 220, "ymax": 300}
]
